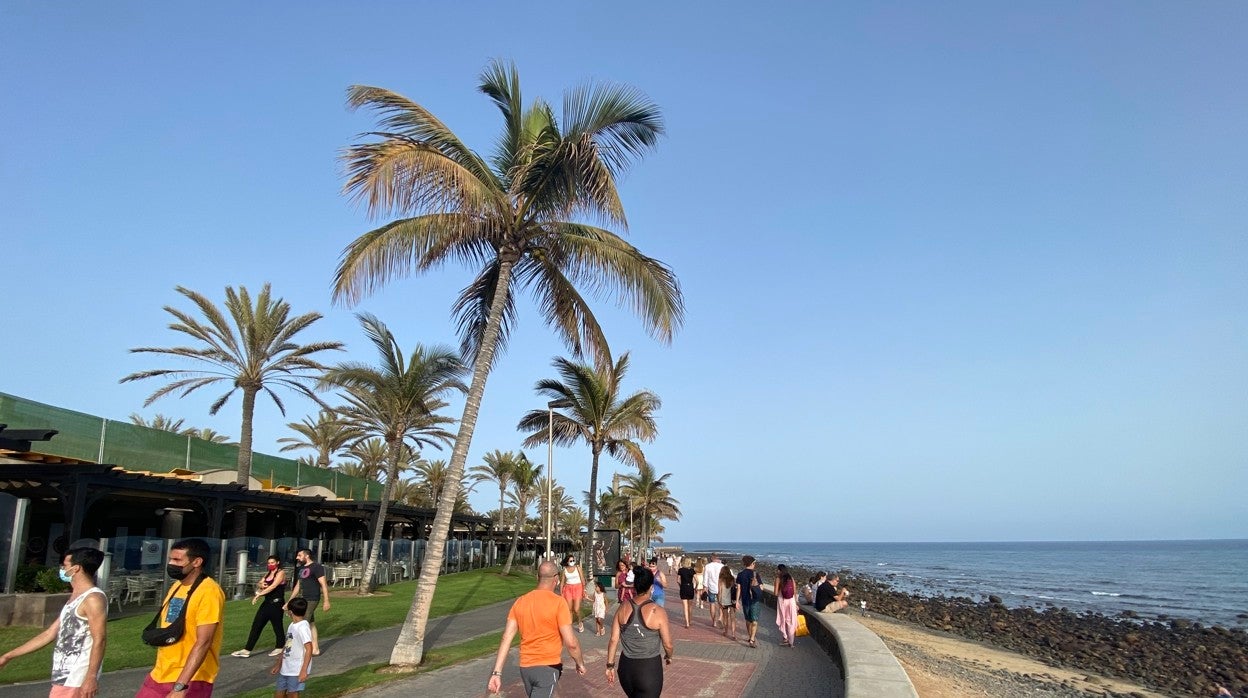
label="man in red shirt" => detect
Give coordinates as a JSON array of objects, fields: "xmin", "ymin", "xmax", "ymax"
[{"xmin": 487, "ymin": 561, "xmax": 587, "ymax": 696}]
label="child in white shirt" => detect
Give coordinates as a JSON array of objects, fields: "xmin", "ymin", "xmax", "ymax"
[
  {"xmin": 592, "ymin": 581, "xmax": 608, "ymax": 635},
  {"xmin": 270, "ymin": 597, "xmax": 313, "ymax": 697}
]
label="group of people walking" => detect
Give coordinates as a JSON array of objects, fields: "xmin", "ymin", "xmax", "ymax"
[
  {"xmin": 0, "ymin": 538, "xmax": 332, "ymax": 698},
  {"xmin": 490, "ymin": 551, "xmax": 842, "ymax": 697}
]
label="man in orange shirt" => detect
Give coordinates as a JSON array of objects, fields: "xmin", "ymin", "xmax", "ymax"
[{"xmin": 487, "ymin": 560, "xmax": 586, "ymax": 696}]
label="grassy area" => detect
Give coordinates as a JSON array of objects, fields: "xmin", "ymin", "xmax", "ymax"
[
  {"xmin": 0, "ymin": 567, "xmax": 533, "ymax": 685},
  {"xmin": 231, "ymin": 631, "xmax": 514, "ymax": 698}
]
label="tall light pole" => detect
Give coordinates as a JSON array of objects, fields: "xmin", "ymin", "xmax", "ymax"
[{"xmin": 545, "ymin": 399, "xmax": 570, "ymax": 560}]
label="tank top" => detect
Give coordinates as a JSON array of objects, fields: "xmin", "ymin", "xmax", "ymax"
[
  {"xmin": 261, "ymin": 569, "xmax": 286, "ymax": 603},
  {"xmin": 563, "ymin": 566, "xmax": 582, "ymax": 585},
  {"xmin": 51, "ymin": 587, "xmax": 105, "ymax": 687},
  {"xmin": 619, "ymin": 599, "xmax": 662, "ymax": 659}
]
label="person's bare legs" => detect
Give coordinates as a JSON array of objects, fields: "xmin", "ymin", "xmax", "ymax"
[{"xmin": 682, "ymin": 598, "xmax": 691, "ymax": 628}]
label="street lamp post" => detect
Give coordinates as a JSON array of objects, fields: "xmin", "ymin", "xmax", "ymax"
[
  {"xmin": 546, "ymin": 401, "xmax": 555, "ymax": 560},
  {"xmin": 544, "ymin": 399, "xmax": 571, "ymax": 560}
]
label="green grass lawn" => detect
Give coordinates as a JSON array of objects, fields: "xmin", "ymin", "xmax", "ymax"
[{"xmin": 0, "ymin": 567, "xmax": 534, "ymax": 685}]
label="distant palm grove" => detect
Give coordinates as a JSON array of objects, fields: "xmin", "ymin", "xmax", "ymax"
[{"xmin": 120, "ymin": 60, "xmax": 683, "ymax": 667}]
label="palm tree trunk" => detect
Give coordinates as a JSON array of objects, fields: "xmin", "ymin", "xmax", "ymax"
[
  {"xmin": 389, "ymin": 255, "xmax": 516, "ymax": 666},
  {"xmin": 359, "ymin": 437, "xmax": 403, "ymax": 595},
  {"xmin": 502, "ymin": 506, "xmax": 523, "ymax": 575},
  {"xmin": 230, "ymin": 387, "xmax": 259, "ymax": 540},
  {"xmin": 498, "ymin": 487, "xmax": 505, "ymax": 530},
  {"xmin": 584, "ymin": 447, "xmax": 602, "ymax": 572}
]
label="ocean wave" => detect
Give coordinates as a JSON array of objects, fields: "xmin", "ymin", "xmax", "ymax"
[{"xmin": 1090, "ymin": 591, "xmax": 1122, "ymax": 597}]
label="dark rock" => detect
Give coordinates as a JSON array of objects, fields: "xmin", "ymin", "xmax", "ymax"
[{"xmin": 988, "ymin": 594, "xmax": 1003, "ymax": 604}]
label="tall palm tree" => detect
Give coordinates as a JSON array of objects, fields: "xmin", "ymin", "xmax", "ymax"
[
  {"xmin": 320, "ymin": 313, "xmax": 466, "ymax": 595},
  {"xmin": 128, "ymin": 413, "xmax": 187, "ymax": 432},
  {"xmin": 342, "ymin": 437, "xmax": 389, "ymax": 481},
  {"xmin": 121, "ymin": 284, "xmax": 343, "ymax": 537},
  {"xmin": 331, "ymin": 62, "xmax": 683, "ymax": 665},
  {"xmin": 518, "ymin": 351, "xmax": 659, "ymax": 568},
  {"xmin": 559, "ymin": 506, "xmax": 587, "ymax": 549},
  {"xmin": 278, "ymin": 410, "xmax": 360, "ymax": 468},
  {"xmin": 468, "ymin": 450, "xmax": 521, "ymax": 528},
  {"xmin": 502, "ymin": 457, "xmax": 541, "ymax": 575},
  {"xmin": 618, "ymin": 462, "xmax": 680, "ymax": 557}
]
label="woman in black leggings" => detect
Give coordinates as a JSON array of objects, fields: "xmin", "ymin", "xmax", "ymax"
[
  {"xmin": 605, "ymin": 566, "xmax": 674, "ymax": 697},
  {"xmin": 229, "ymin": 555, "xmax": 287, "ymax": 658}
]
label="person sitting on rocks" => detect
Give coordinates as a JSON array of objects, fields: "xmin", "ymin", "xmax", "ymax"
[{"xmin": 815, "ymin": 572, "xmax": 849, "ymax": 613}]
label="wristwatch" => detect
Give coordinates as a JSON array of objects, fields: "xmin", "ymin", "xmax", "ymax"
[{"xmin": 172, "ymin": 682, "xmax": 188, "ymax": 692}]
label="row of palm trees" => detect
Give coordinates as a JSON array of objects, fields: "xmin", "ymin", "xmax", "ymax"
[{"xmin": 122, "ymin": 60, "xmax": 683, "ymax": 666}]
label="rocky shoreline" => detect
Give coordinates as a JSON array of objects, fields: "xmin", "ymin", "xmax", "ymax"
[{"xmin": 701, "ymin": 555, "xmax": 1247, "ymax": 697}]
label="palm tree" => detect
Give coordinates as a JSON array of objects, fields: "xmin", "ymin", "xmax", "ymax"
[
  {"xmin": 278, "ymin": 410, "xmax": 360, "ymax": 468},
  {"xmin": 335, "ymin": 460, "xmax": 375, "ymax": 481},
  {"xmin": 121, "ymin": 284, "xmax": 343, "ymax": 537},
  {"xmin": 320, "ymin": 313, "xmax": 466, "ymax": 595},
  {"xmin": 518, "ymin": 351, "xmax": 658, "ymax": 568},
  {"xmin": 128, "ymin": 413, "xmax": 187, "ymax": 432},
  {"xmin": 184, "ymin": 427, "xmax": 233, "ymax": 444},
  {"xmin": 331, "ymin": 62, "xmax": 683, "ymax": 665},
  {"xmin": 468, "ymin": 450, "xmax": 521, "ymax": 528},
  {"xmin": 342, "ymin": 438, "xmax": 389, "ymax": 481},
  {"xmin": 558, "ymin": 504, "xmax": 587, "ymax": 549},
  {"xmin": 502, "ymin": 456, "xmax": 541, "ymax": 575},
  {"xmin": 618, "ymin": 462, "xmax": 680, "ymax": 557}
]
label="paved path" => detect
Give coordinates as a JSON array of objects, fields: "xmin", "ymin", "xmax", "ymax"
[
  {"xmin": 0, "ymin": 600, "xmax": 514, "ymax": 698},
  {"xmin": 369, "ymin": 593, "xmax": 842, "ymax": 698},
  {"xmin": 1, "ymin": 571, "xmax": 843, "ymax": 697}
]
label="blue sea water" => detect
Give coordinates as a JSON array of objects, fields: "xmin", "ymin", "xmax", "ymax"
[{"xmin": 678, "ymin": 540, "xmax": 1248, "ymax": 627}]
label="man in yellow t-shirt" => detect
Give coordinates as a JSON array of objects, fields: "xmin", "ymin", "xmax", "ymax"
[
  {"xmin": 487, "ymin": 561, "xmax": 586, "ymax": 696},
  {"xmin": 136, "ymin": 538, "xmax": 225, "ymax": 698}
]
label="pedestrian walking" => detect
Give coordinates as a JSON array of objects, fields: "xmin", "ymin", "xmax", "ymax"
[
  {"xmin": 592, "ymin": 581, "xmax": 608, "ymax": 636},
  {"xmin": 605, "ymin": 566, "xmax": 673, "ymax": 698},
  {"xmin": 647, "ymin": 559, "xmax": 666, "ymax": 608},
  {"xmin": 774, "ymin": 564, "xmax": 799, "ymax": 647},
  {"xmin": 717, "ymin": 565, "xmax": 737, "ymax": 641},
  {"xmin": 136, "ymin": 538, "xmax": 225, "ymax": 698},
  {"xmin": 0, "ymin": 547, "xmax": 107, "ymax": 698},
  {"xmin": 735, "ymin": 556, "xmax": 763, "ymax": 648},
  {"xmin": 703, "ymin": 554, "xmax": 724, "ymax": 627},
  {"xmin": 231, "ymin": 555, "xmax": 287, "ymax": 658},
  {"xmin": 286, "ymin": 549, "xmax": 330, "ymax": 656},
  {"xmin": 559, "ymin": 554, "xmax": 587, "ymax": 633},
  {"xmin": 676, "ymin": 557, "xmax": 696, "ymax": 628},
  {"xmin": 693, "ymin": 558, "xmax": 706, "ymax": 610},
  {"xmin": 487, "ymin": 561, "xmax": 586, "ymax": 696},
  {"xmin": 615, "ymin": 559, "xmax": 635, "ymax": 605},
  {"xmin": 268, "ymin": 597, "xmax": 312, "ymax": 698}
]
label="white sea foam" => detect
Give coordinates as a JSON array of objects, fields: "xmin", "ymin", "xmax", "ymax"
[{"xmin": 1090, "ymin": 591, "xmax": 1122, "ymax": 597}]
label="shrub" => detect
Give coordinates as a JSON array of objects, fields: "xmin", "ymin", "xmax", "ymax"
[{"xmin": 35, "ymin": 567, "xmax": 70, "ymax": 593}]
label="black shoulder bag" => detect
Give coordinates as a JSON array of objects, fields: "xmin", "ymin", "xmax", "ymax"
[{"xmin": 141, "ymin": 575, "xmax": 206, "ymax": 647}]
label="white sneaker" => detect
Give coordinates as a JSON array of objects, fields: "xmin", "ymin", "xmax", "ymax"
[
  {"xmin": 268, "ymin": 648, "xmax": 284, "ymax": 657},
  {"xmin": 230, "ymin": 650, "xmax": 250, "ymax": 658}
]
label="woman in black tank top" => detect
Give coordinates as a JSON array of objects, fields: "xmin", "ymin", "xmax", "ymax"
[
  {"xmin": 230, "ymin": 555, "xmax": 287, "ymax": 658},
  {"xmin": 605, "ymin": 566, "xmax": 674, "ymax": 698}
]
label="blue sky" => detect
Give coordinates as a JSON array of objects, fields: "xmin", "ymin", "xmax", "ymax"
[{"xmin": 2, "ymin": 2, "xmax": 1245, "ymax": 542}]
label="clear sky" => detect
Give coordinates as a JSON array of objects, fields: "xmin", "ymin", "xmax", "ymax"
[{"xmin": 2, "ymin": 2, "xmax": 1245, "ymax": 542}]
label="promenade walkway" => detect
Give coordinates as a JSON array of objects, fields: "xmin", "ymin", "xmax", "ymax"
[
  {"xmin": 0, "ymin": 575, "xmax": 843, "ymax": 697},
  {"xmin": 368, "ymin": 591, "xmax": 841, "ymax": 698}
]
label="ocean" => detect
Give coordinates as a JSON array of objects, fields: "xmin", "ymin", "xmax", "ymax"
[{"xmin": 677, "ymin": 539, "xmax": 1248, "ymax": 628}]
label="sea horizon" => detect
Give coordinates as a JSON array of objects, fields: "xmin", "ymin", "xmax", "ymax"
[{"xmin": 672, "ymin": 539, "xmax": 1248, "ymax": 628}]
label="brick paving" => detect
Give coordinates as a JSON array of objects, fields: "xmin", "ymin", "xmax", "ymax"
[{"xmin": 370, "ymin": 590, "xmax": 843, "ymax": 698}]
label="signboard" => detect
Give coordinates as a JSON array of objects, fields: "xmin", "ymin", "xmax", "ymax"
[{"xmin": 591, "ymin": 529, "xmax": 621, "ymax": 577}]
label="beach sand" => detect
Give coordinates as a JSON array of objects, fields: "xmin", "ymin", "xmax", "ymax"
[{"xmin": 852, "ymin": 612, "xmax": 1169, "ymax": 697}]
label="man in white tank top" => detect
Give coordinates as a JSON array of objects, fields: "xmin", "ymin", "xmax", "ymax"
[{"xmin": 0, "ymin": 547, "xmax": 108, "ymax": 697}]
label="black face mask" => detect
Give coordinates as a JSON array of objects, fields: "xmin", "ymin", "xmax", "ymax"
[{"xmin": 167, "ymin": 563, "xmax": 190, "ymax": 581}]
